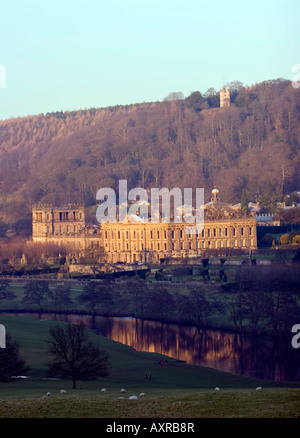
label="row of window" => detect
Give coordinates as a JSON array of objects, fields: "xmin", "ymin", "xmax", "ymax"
[
  {"xmin": 35, "ymin": 225, "xmax": 79, "ymax": 234},
  {"xmin": 35, "ymin": 212, "xmax": 83, "ymax": 222},
  {"xmin": 105, "ymin": 239, "xmax": 255, "ymax": 252},
  {"xmin": 104, "ymin": 226, "xmax": 253, "ymax": 240}
]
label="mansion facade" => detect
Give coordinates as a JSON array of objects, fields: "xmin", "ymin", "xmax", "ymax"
[{"xmin": 32, "ymin": 189, "xmax": 257, "ymax": 265}]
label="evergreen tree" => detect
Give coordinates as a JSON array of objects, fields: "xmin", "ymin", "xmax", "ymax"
[
  {"xmin": 0, "ymin": 333, "xmax": 30, "ymax": 381},
  {"xmin": 241, "ymin": 188, "xmax": 249, "ymax": 214}
]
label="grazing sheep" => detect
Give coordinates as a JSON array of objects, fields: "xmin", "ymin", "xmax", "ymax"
[
  {"xmin": 60, "ymin": 390, "xmax": 67, "ymax": 394},
  {"xmin": 214, "ymin": 387, "xmax": 220, "ymax": 391},
  {"xmin": 256, "ymin": 386, "xmax": 262, "ymax": 391},
  {"xmin": 46, "ymin": 392, "xmax": 51, "ymax": 396},
  {"xmin": 139, "ymin": 393, "xmax": 145, "ymax": 397},
  {"xmin": 120, "ymin": 388, "xmax": 126, "ymax": 393},
  {"xmin": 129, "ymin": 395, "xmax": 138, "ymax": 400},
  {"xmin": 100, "ymin": 388, "xmax": 107, "ymax": 393}
]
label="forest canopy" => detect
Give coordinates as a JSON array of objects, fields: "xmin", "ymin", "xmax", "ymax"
[{"xmin": 0, "ymin": 78, "xmax": 299, "ymax": 234}]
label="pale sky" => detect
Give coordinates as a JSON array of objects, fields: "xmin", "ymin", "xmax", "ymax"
[{"xmin": 0, "ymin": 0, "xmax": 299, "ymax": 120}]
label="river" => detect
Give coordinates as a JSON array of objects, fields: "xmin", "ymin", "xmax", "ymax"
[{"xmin": 3, "ymin": 312, "xmax": 299, "ymax": 382}]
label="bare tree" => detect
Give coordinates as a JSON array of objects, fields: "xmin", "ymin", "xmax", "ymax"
[
  {"xmin": 46, "ymin": 323, "xmax": 109, "ymax": 389},
  {"xmin": 146, "ymin": 285, "xmax": 174, "ymax": 321},
  {"xmin": 79, "ymin": 244, "xmax": 108, "ymax": 278},
  {"xmin": 163, "ymin": 91, "xmax": 184, "ymax": 101},
  {"xmin": 79, "ymin": 281, "xmax": 102, "ymax": 315},
  {"xmin": 0, "ymin": 279, "xmax": 16, "ymax": 302},
  {"xmin": 178, "ymin": 285, "xmax": 223, "ymax": 326},
  {"xmin": 123, "ymin": 278, "xmax": 148, "ymax": 317},
  {"xmin": 51, "ymin": 284, "xmax": 73, "ymax": 312},
  {"xmin": 22, "ymin": 280, "xmax": 53, "ymax": 316}
]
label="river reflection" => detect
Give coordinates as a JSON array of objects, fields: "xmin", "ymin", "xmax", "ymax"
[
  {"xmin": 5, "ymin": 312, "xmax": 300, "ymax": 382},
  {"xmin": 88, "ymin": 316, "xmax": 299, "ymax": 382}
]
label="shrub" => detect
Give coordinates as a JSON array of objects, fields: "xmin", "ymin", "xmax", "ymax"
[
  {"xmin": 279, "ymin": 234, "xmax": 289, "ymax": 245},
  {"xmin": 292, "ymin": 235, "xmax": 300, "ymax": 244}
]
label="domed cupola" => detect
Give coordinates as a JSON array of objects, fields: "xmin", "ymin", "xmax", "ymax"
[{"xmin": 211, "ymin": 187, "xmax": 220, "ymax": 203}]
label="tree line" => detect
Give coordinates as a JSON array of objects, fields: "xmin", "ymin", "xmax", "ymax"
[{"xmin": 1, "ymin": 263, "xmax": 299, "ymax": 336}]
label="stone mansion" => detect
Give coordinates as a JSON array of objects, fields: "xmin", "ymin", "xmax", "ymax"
[{"xmin": 32, "ymin": 188, "xmax": 257, "ymax": 265}]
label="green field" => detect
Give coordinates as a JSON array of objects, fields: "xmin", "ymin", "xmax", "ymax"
[
  {"xmin": 1, "ymin": 387, "xmax": 299, "ymax": 418},
  {"xmin": 0, "ymin": 316, "xmax": 299, "ymax": 418}
]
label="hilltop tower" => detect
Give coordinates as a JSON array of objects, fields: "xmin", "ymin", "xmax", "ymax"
[{"xmin": 220, "ymin": 87, "xmax": 230, "ymax": 108}]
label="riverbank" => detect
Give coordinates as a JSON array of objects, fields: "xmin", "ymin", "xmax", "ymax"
[
  {"xmin": 1, "ymin": 313, "xmax": 300, "ymax": 384},
  {"xmin": 2, "ymin": 269, "xmax": 300, "ymax": 339}
]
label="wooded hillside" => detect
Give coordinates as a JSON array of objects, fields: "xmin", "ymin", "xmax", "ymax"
[{"xmin": 0, "ymin": 78, "xmax": 299, "ymax": 235}]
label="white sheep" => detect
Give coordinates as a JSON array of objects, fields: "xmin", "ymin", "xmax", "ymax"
[
  {"xmin": 60, "ymin": 389, "xmax": 67, "ymax": 394},
  {"xmin": 100, "ymin": 388, "xmax": 107, "ymax": 393},
  {"xmin": 139, "ymin": 392, "xmax": 145, "ymax": 397},
  {"xmin": 46, "ymin": 392, "xmax": 51, "ymax": 396},
  {"xmin": 120, "ymin": 388, "xmax": 126, "ymax": 393},
  {"xmin": 129, "ymin": 395, "xmax": 138, "ymax": 400},
  {"xmin": 214, "ymin": 387, "xmax": 220, "ymax": 391},
  {"xmin": 256, "ymin": 386, "xmax": 262, "ymax": 391}
]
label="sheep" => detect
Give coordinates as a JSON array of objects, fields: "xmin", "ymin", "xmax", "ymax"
[
  {"xmin": 214, "ymin": 387, "xmax": 220, "ymax": 391},
  {"xmin": 256, "ymin": 386, "xmax": 262, "ymax": 391},
  {"xmin": 129, "ymin": 395, "xmax": 138, "ymax": 400},
  {"xmin": 46, "ymin": 392, "xmax": 51, "ymax": 397},
  {"xmin": 100, "ymin": 388, "xmax": 107, "ymax": 393},
  {"xmin": 120, "ymin": 388, "xmax": 126, "ymax": 393},
  {"xmin": 60, "ymin": 389, "xmax": 67, "ymax": 394},
  {"xmin": 139, "ymin": 393, "xmax": 145, "ymax": 397}
]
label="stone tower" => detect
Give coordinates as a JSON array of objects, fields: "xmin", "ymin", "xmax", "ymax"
[
  {"xmin": 220, "ymin": 87, "xmax": 230, "ymax": 108},
  {"xmin": 32, "ymin": 204, "xmax": 86, "ymax": 241}
]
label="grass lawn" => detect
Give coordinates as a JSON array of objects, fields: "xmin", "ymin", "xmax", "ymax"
[
  {"xmin": 0, "ymin": 388, "xmax": 299, "ymax": 418},
  {"xmin": 0, "ymin": 316, "xmax": 299, "ymax": 418},
  {"xmin": 2, "ymin": 283, "xmax": 86, "ymax": 312}
]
